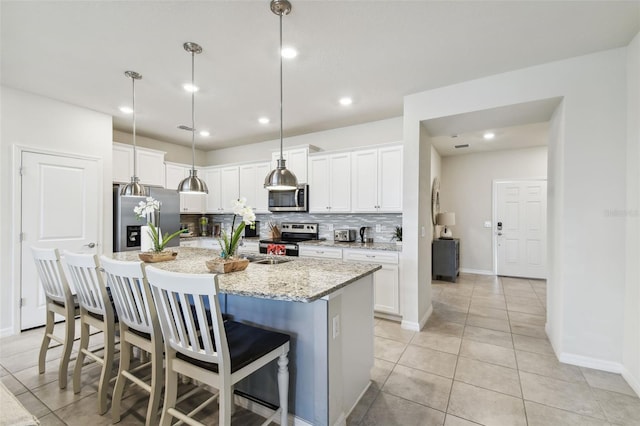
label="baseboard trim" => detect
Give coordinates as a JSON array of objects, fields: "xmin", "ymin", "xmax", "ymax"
[
  {"xmin": 401, "ymin": 303, "xmax": 433, "ymax": 331},
  {"xmin": 558, "ymin": 352, "xmax": 623, "ymax": 373},
  {"xmin": 0, "ymin": 327, "xmax": 15, "ymax": 338},
  {"xmin": 621, "ymin": 366, "xmax": 640, "ymax": 398},
  {"xmin": 234, "ymin": 394, "xmax": 312, "ymax": 426},
  {"xmin": 459, "ymin": 268, "xmax": 494, "ymax": 276},
  {"xmin": 374, "ymin": 312, "xmax": 402, "ymax": 322}
]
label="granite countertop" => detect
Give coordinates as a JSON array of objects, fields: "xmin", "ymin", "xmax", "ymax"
[
  {"xmin": 110, "ymin": 247, "xmax": 381, "ymax": 303},
  {"xmin": 180, "ymin": 235, "xmax": 401, "ymax": 252}
]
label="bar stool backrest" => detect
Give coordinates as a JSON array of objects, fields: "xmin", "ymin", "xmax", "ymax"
[
  {"xmin": 31, "ymin": 246, "xmax": 73, "ymax": 304},
  {"xmin": 63, "ymin": 251, "xmax": 110, "ymax": 317},
  {"xmin": 100, "ymin": 256, "xmax": 156, "ymax": 336},
  {"xmin": 145, "ymin": 267, "xmax": 230, "ymax": 370}
]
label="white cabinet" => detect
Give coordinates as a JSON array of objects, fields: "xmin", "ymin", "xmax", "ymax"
[
  {"xmin": 165, "ymin": 162, "xmax": 204, "ymax": 213},
  {"xmin": 343, "ymin": 249, "xmax": 400, "ymax": 316},
  {"xmin": 112, "ymin": 143, "xmax": 165, "ymax": 187},
  {"xmin": 239, "ymin": 162, "xmax": 270, "ymax": 213},
  {"xmin": 308, "ymin": 153, "xmax": 351, "ymax": 213},
  {"xmin": 351, "ymin": 145, "xmax": 403, "ymax": 213},
  {"xmin": 112, "ymin": 143, "xmax": 134, "ymax": 183},
  {"xmin": 299, "ymin": 245, "xmax": 343, "ymax": 259},
  {"xmin": 204, "ymin": 166, "xmax": 239, "ymax": 213},
  {"xmin": 271, "ymin": 145, "xmax": 318, "ymax": 184}
]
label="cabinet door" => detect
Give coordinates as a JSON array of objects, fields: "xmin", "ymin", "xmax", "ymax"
[
  {"xmin": 112, "ymin": 144, "xmax": 133, "ymax": 183},
  {"xmin": 239, "ymin": 163, "xmax": 258, "ymax": 210},
  {"xmin": 299, "ymin": 245, "xmax": 343, "ymax": 259},
  {"xmin": 351, "ymin": 149, "xmax": 379, "ymax": 212},
  {"xmin": 219, "ymin": 166, "xmax": 239, "ymax": 212},
  {"xmin": 254, "ymin": 162, "xmax": 270, "ymax": 213},
  {"xmin": 378, "ymin": 145, "xmax": 403, "ymax": 212},
  {"xmin": 374, "ymin": 264, "xmax": 400, "ymax": 314},
  {"xmin": 287, "ymin": 148, "xmax": 308, "ymax": 183},
  {"xmin": 204, "ymin": 168, "xmax": 222, "ymax": 212},
  {"xmin": 328, "ymin": 153, "xmax": 351, "ymax": 212},
  {"xmin": 165, "ymin": 163, "xmax": 186, "ymax": 190},
  {"xmin": 137, "ymin": 148, "xmax": 165, "ymax": 187},
  {"xmin": 308, "ymin": 155, "xmax": 330, "ymax": 213},
  {"xmin": 181, "ymin": 193, "xmax": 204, "ymax": 213}
]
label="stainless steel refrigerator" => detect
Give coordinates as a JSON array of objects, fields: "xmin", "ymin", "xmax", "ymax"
[{"xmin": 113, "ymin": 185, "xmax": 181, "ymax": 252}]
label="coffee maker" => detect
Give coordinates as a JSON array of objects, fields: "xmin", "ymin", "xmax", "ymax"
[{"xmin": 359, "ymin": 226, "xmax": 373, "ymax": 243}]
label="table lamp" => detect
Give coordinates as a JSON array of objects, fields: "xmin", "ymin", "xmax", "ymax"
[{"xmin": 436, "ymin": 212, "xmax": 455, "ymax": 239}]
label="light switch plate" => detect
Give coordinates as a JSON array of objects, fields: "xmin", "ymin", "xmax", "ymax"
[{"xmin": 484, "ymin": 221, "xmax": 492, "ymax": 228}]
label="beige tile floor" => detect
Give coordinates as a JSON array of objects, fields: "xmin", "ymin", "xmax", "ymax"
[{"xmin": 1, "ymin": 274, "xmax": 639, "ymax": 425}]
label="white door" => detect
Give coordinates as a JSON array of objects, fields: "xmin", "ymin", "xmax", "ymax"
[
  {"xmin": 20, "ymin": 151, "xmax": 100, "ymax": 329},
  {"xmin": 496, "ymin": 180, "xmax": 547, "ymax": 279}
]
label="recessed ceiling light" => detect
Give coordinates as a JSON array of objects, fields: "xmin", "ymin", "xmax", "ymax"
[
  {"xmin": 199, "ymin": 130, "xmax": 210, "ymax": 137},
  {"xmin": 183, "ymin": 83, "xmax": 199, "ymax": 93},
  {"xmin": 483, "ymin": 132, "xmax": 495, "ymax": 140},
  {"xmin": 339, "ymin": 97, "xmax": 353, "ymax": 106},
  {"xmin": 258, "ymin": 117, "xmax": 270, "ymax": 124},
  {"xmin": 119, "ymin": 106, "xmax": 133, "ymax": 114},
  {"xmin": 281, "ymin": 47, "xmax": 298, "ymax": 59}
]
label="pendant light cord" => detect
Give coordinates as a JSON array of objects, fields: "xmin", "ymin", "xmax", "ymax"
[
  {"xmin": 279, "ymin": 12, "xmax": 284, "ymax": 163},
  {"xmin": 191, "ymin": 50, "xmax": 196, "ymax": 173},
  {"xmin": 132, "ymin": 76, "xmax": 138, "ymax": 178}
]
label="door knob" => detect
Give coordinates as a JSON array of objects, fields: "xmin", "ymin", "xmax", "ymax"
[{"xmin": 84, "ymin": 242, "xmax": 96, "ymax": 248}]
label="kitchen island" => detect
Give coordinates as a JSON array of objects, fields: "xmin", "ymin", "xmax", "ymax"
[{"xmin": 111, "ymin": 247, "xmax": 381, "ymax": 426}]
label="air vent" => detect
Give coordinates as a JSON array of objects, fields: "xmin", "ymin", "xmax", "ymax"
[
  {"xmin": 454, "ymin": 144, "xmax": 469, "ymax": 149},
  {"xmin": 177, "ymin": 125, "xmax": 195, "ymax": 131}
]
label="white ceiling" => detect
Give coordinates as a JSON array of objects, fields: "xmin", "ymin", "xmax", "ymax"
[{"xmin": 2, "ymin": 1, "xmax": 638, "ymax": 151}]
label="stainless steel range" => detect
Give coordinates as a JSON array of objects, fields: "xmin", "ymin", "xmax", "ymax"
[{"xmin": 259, "ymin": 222, "xmax": 319, "ymax": 256}]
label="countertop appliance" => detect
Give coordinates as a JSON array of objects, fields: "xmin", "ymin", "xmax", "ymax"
[
  {"xmin": 359, "ymin": 226, "xmax": 373, "ymax": 243},
  {"xmin": 334, "ymin": 229, "xmax": 357, "ymax": 242},
  {"xmin": 259, "ymin": 222, "xmax": 319, "ymax": 256},
  {"xmin": 268, "ymin": 184, "xmax": 308, "ymax": 212},
  {"xmin": 113, "ymin": 185, "xmax": 180, "ymax": 252}
]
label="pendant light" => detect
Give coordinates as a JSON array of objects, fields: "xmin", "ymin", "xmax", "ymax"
[
  {"xmin": 178, "ymin": 42, "xmax": 209, "ymax": 194},
  {"xmin": 120, "ymin": 71, "xmax": 146, "ymax": 196},
  {"xmin": 264, "ymin": 0, "xmax": 298, "ymax": 191}
]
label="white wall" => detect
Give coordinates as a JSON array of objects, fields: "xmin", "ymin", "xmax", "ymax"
[
  {"xmin": 113, "ymin": 129, "xmax": 207, "ymax": 166},
  {"xmin": 403, "ymin": 47, "xmax": 629, "ymax": 370},
  {"xmin": 440, "ymin": 146, "xmax": 548, "ymax": 274},
  {"xmin": 206, "ymin": 117, "xmax": 403, "ymax": 165},
  {"xmin": 430, "ymin": 146, "xmax": 442, "ymax": 238},
  {"xmin": 623, "ymin": 32, "xmax": 640, "ymax": 395},
  {"xmin": 0, "ymin": 87, "xmax": 113, "ymax": 335}
]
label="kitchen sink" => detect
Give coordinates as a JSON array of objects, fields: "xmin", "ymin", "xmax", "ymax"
[{"xmin": 253, "ymin": 258, "xmax": 292, "ymax": 265}]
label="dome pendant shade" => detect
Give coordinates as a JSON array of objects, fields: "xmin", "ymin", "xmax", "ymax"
[
  {"xmin": 178, "ymin": 169, "xmax": 208, "ymax": 194},
  {"xmin": 120, "ymin": 70, "xmax": 147, "ymax": 197},
  {"xmin": 264, "ymin": 158, "xmax": 298, "ymax": 190},
  {"xmin": 264, "ymin": 0, "xmax": 298, "ymax": 191},
  {"xmin": 120, "ymin": 176, "xmax": 147, "ymax": 197}
]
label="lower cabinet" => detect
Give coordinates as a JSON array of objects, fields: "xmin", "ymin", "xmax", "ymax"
[
  {"xmin": 343, "ymin": 249, "xmax": 400, "ymax": 316},
  {"xmin": 298, "ymin": 245, "xmax": 343, "ymax": 259}
]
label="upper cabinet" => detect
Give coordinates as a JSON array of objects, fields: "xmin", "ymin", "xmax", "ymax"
[
  {"xmin": 239, "ymin": 162, "xmax": 270, "ymax": 214},
  {"xmin": 204, "ymin": 166, "xmax": 239, "ymax": 213},
  {"xmin": 351, "ymin": 145, "xmax": 403, "ymax": 213},
  {"xmin": 112, "ymin": 142, "xmax": 165, "ymax": 187},
  {"xmin": 271, "ymin": 145, "xmax": 318, "ymax": 184},
  {"xmin": 308, "ymin": 152, "xmax": 351, "ymax": 213}
]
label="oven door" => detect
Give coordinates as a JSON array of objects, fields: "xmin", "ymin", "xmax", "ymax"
[{"xmin": 259, "ymin": 242, "xmax": 299, "ymax": 256}]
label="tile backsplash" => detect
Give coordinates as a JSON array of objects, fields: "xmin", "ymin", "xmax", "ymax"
[{"xmin": 181, "ymin": 212, "xmax": 402, "ymax": 243}]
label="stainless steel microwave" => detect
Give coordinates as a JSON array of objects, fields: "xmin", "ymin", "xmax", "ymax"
[{"xmin": 268, "ymin": 184, "xmax": 308, "ymax": 212}]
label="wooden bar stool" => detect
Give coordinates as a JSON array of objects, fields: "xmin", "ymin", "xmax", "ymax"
[
  {"xmin": 145, "ymin": 266, "xmax": 290, "ymax": 426},
  {"xmin": 63, "ymin": 251, "xmax": 117, "ymax": 415},
  {"xmin": 30, "ymin": 247, "xmax": 80, "ymax": 389},
  {"xmin": 100, "ymin": 256, "xmax": 163, "ymax": 425}
]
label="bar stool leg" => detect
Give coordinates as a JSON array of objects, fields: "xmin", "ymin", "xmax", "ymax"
[
  {"xmin": 58, "ymin": 303, "xmax": 75, "ymax": 390},
  {"xmin": 278, "ymin": 353, "xmax": 289, "ymax": 426},
  {"xmin": 73, "ymin": 320, "xmax": 90, "ymax": 393},
  {"xmin": 39, "ymin": 310, "xmax": 54, "ymax": 375},
  {"xmin": 97, "ymin": 322, "xmax": 115, "ymax": 414}
]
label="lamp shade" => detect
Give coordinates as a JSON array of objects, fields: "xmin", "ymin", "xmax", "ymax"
[
  {"xmin": 436, "ymin": 212, "xmax": 455, "ymax": 226},
  {"xmin": 120, "ymin": 177, "xmax": 146, "ymax": 197},
  {"xmin": 178, "ymin": 169, "xmax": 208, "ymax": 194},
  {"xmin": 264, "ymin": 158, "xmax": 298, "ymax": 190}
]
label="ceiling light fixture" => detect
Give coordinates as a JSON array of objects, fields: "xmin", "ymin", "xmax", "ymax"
[
  {"xmin": 120, "ymin": 71, "xmax": 146, "ymax": 197},
  {"xmin": 119, "ymin": 106, "xmax": 133, "ymax": 114},
  {"xmin": 264, "ymin": 0, "xmax": 298, "ymax": 191},
  {"xmin": 183, "ymin": 83, "xmax": 199, "ymax": 93},
  {"xmin": 258, "ymin": 117, "xmax": 270, "ymax": 124},
  {"xmin": 339, "ymin": 97, "xmax": 353, "ymax": 106},
  {"xmin": 177, "ymin": 42, "xmax": 209, "ymax": 194},
  {"xmin": 199, "ymin": 130, "xmax": 210, "ymax": 137},
  {"xmin": 483, "ymin": 132, "xmax": 495, "ymax": 140},
  {"xmin": 281, "ymin": 46, "xmax": 298, "ymax": 59}
]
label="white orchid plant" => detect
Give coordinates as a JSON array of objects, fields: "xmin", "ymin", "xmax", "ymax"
[
  {"xmin": 134, "ymin": 197, "xmax": 185, "ymax": 252},
  {"xmin": 218, "ymin": 197, "xmax": 256, "ymax": 259}
]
